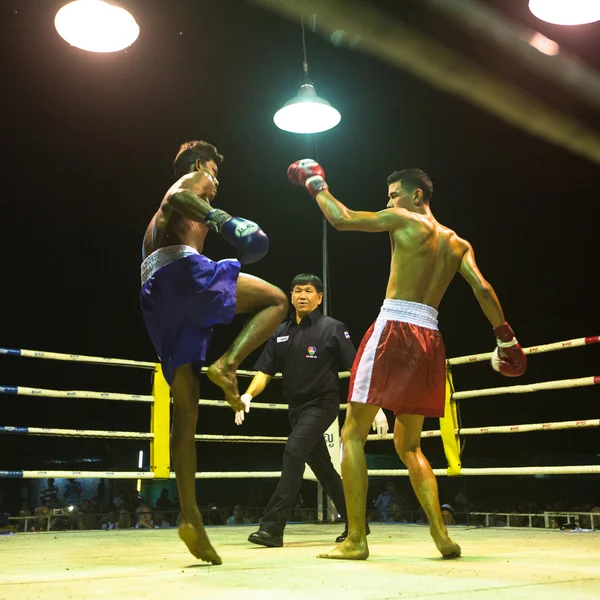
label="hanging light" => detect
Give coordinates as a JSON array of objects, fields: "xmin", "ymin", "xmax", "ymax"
[
  {"xmin": 274, "ymin": 83, "xmax": 341, "ymax": 134},
  {"xmin": 55, "ymin": 0, "xmax": 140, "ymax": 53},
  {"xmin": 274, "ymin": 21, "xmax": 341, "ymax": 134},
  {"xmin": 529, "ymin": 0, "xmax": 600, "ymax": 26}
]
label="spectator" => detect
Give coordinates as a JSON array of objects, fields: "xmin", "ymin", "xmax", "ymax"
[
  {"xmin": 17, "ymin": 500, "xmax": 33, "ymax": 532},
  {"xmin": 374, "ymin": 481, "xmax": 398, "ymax": 522},
  {"xmin": 40, "ymin": 478, "xmax": 59, "ymax": 508},
  {"xmin": 113, "ymin": 491, "xmax": 125, "ymax": 509},
  {"xmin": 454, "ymin": 482, "xmax": 469, "ymax": 512},
  {"xmin": 226, "ymin": 505, "xmax": 251, "ymax": 525},
  {"xmin": 33, "ymin": 505, "xmax": 52, "ymax": 531},
  {"xmin": 154, "ymin": 511, "xmax": 172, "ymax": 528},
  {"xmin": 135, "ymin": 503, "xmax": 154, "ymax": 529},
  {"xmin": 244, "ymin": 509, "xmax": 257, "ymax": 524},
  {"xmin": 76, "ymin": 499, "xmax": 96, "ymax": 530},
  {"xmin": 205, "ymin": 502, "xmax": 224, "ymax": 525},
  {"xmin": 156, "ymin": 488, "xmax": 173, "ymax": 512},
  {"xmin": 117, "ymin": 507, "xmax": 133, "ymax": 529},
  {"xmin": 64, "ymin": 479, "xmax": 83, "ymax": 506},
  {"xmin": 100, "ymin": 503, "xmax": 119, "ymax": 530},
  {"xmin": 441, "ymin": 504, "xmax": 456, "ymax": 526}
]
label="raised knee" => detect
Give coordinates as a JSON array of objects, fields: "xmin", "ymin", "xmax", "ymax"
[{"xmin": 274, "ymin": 288, "xmax": 289, "ymax": 311}]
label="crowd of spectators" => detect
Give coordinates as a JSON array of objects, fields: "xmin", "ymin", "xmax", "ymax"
[{"xmin": 1, "ymin": 479, "xmax": 599, "ymax": 534}]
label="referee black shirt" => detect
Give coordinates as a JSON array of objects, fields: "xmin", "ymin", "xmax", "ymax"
[{"xmin": 254, "ymin": 310, "xmax": 356, "ymax": 404}]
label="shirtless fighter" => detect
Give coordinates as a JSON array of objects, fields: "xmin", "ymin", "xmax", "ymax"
[
  {"xmin": 287, "ymin": 160, "xmax": 527, "ymax": 560},
  {"xmin": 140, "ymin": 141, "xmax": 288, "ymax": 563}
]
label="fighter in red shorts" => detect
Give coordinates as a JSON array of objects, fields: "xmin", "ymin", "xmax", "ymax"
[{"xmin": 287, "ymin": 160, "xmax": 527, "ymax": 560}]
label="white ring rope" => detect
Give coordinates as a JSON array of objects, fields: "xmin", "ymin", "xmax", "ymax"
[
  {"xmin": 195, "ymin": 434, "xmax": 287, "ymax": 443},
  {"xmin": 197, "ymin": 399, "xmax": 289, "ymax": 410},
  {"xmin": 4, "ymin": 376, "xmax": 596, "ymax": 406},
  {"xmin": 448, "ymin": 335, "xmax": 599, "ymax": 366},
  {"xmin": 0, "ymin": 347, "xmax": 156, "ymax": 369},
  {"xmin": 366, "ymin": 418, "xmax": 600, "ymax": 441},
  {"xmin": 4, "ymin": 465, "xmax": 600, "ymax": 479},
  {"xmin": 2, "ymin": 335, "xmax": 596, "ymax": 377},
  {"xmin": 0, "ymin": 426, "xmax": 152, "ymax": 439},
  {"xmin": 0, "ymin": 386, "xmax": 153, "ymax": 403},
  {"xmin": 1, "ymin": 336, "xmax": 598, "ymax": 480},
  {"xmin": 3, "ymin": 418, "xmax": 596, "ymax": 444},
  {"xmin": 452, "ymin": 375, "xmax": 599, "ymax": 400},
  {"xmin": 369, "ymin": 466, "xmax": 600, "ymax": 476}
]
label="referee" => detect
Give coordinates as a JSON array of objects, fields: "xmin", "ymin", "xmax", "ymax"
[{"xmin": 240, "ymin": 274, "xmax": 357, "ymax": 547}]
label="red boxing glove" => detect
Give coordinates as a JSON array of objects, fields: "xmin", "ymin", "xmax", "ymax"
[
  {"xmin": 491, "ymin": 322, "xmax": 527, "ymax": 377},
  {"xmin": 287, "ymin": 159, "xmax": 329, "ymax": 198}
]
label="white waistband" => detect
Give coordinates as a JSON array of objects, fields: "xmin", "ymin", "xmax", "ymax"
[
  {"xmin": 378, "ymin": 299, "xmax": 439, "ymax": 330},
  {"xmin": 141, "ymin": 245, "xmax": 199, "ymax": 285}
]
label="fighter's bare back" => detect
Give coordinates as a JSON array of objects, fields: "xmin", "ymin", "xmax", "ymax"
[
  {"xmin": 386, "ymin": 213, "xmax": 469, "ymax": 309},
  {"xmin": 142, "ymin": 161, "xmax": 219, "ymax": 259}
]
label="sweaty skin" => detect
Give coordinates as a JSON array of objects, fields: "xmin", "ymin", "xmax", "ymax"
[
  {"xmin": 143, "ymin": 160, "xmax": 219, "ymax": 258},
  {"xmin": 315, "ymin": 182, "xmax": 504, "ymax": 324},
  {"xmin": 312, "ymin": 180, "xmax": 506, "ymax": 561},
  {"xmin": 142, "ymin": 158, "xmax": 288, "ymax": 562}
]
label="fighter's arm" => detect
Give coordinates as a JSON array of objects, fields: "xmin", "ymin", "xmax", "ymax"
[
  {"xmin": 459, "ymin": 244, "xmax": 527, "ymax": 376},
  {"xmin": 458, "ymin": 244, "xmax": 505, "ymax": 328},
  {"xmin": 160, "ymin": 169, "xmax": 269, "ymax": 265},
  {"xmin": 315, "ymin": 190, "xmax": 409, "ymax": 233},
  {"xmin": 162, "ymin": 170, "xmax": 215, "ymax": 223},
  {"xmin": 287, "ymin": 159, "xmax": 408, "ymax": 232}
]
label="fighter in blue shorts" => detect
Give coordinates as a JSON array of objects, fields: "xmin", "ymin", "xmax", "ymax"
[{"xmin": 140, "ymin": 140, "xmax": 288, "ymax": 563}]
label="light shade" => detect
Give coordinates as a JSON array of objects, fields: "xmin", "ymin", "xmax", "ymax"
[
  {"xmin": 274, "ymin": 84, "xmax": 341, "ymax": 134},
  {"xmin": 529, "ymin": 0, "xmax": 600, "ymax": 25},
  {"xmin": 55, "ymin": 0, "xmax": 140, "ymax": 53}
]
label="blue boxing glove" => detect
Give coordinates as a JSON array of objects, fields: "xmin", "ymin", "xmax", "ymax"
[{"xmin": 205, "ymin": 208, "xmax": 269, "ymax": 265}]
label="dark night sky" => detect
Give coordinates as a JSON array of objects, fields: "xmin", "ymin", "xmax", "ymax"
[{"xmin": 1, "ymin": 1, "xmax": 599, "ymax": 501}]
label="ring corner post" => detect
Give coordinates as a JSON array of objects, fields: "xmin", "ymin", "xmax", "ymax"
[
  {"xmin": 440, "ymin": 367, "xmax": 461, "ymax": 476},
  {"xmin": 150, "ymin": 364, "xmax": 171, "ymax": 479}
]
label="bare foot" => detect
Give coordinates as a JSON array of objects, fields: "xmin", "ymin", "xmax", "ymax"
[
  {"xmin": 317, "ymin": 538, "xmax": 369, "ymax": 561},
  {"xmin": 178, "ymin": 522, "xmax": 222, "ymax": 565},
  {"xmin": 206, "ymin": 360, "xmax": 243, "ymax": 411},
  {"xmin": 431, "ymin": 527, "xmax": 461, "ymax": 559}
]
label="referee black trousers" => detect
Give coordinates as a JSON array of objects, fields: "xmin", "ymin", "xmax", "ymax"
[{"xmin": 259, "ymin": 398, "xmax": 346, "ymax": 537}]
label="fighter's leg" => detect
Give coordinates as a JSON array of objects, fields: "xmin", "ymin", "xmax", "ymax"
[
  {"xmin": 171, "ymin": 364, "xmax": 222, "ymax": 564},
  {"xmin": 318, "ymin": 402, "xmax": 379, "ymax": 560},
  {"xmin": 394, "ymin": 414, "xmax": 461, "ymax": 558},
  {"xmin": 207, "ymin": 273, "xmax": 288, "ymax": 410}
]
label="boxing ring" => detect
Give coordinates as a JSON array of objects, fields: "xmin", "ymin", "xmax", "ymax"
[{"xmin": 1, "ymin": 335, "xmax": 600, "ymax": 599}]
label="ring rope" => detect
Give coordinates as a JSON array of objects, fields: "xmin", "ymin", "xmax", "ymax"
[
  {"xmin": 2, "ymin": 418, "xmax": 596, "ymax": 444},
  {"xmin": 0, "ymin": 427, "xmax": 287, "ymax": 443},
  {"xmin": 2, "ymin": 335, "xmax": 596, "ymax": 377},
  {"xmin": 0, "ymin": 347, "xmax": 156, "ymax": 369},
  {"xmin": 366, "ymin": 418, "xmax": 600, "ymax": 441},
  {"xmin": 0, "ymin": 386, "xmax": 153, "ymax": 403},
  {"xmin": 0, "ymin": 426, "xmax": 153, "ymax": 439},
  {"xmin": 4, "ymin": 374, "xmax": 595, "ymax": 408},
  {"xmin": 452, "ymin": 375, "xmax": 599, "ymax": 400},
  {"xmin": 369, "ymin": 466, "xmax": 600, "ymax": 476},
  {"xmin": 194, "ymin": 434, "xmax": 287, "ymax": 443},
  {"xmin": 448, "ymin": 335, "xmax": 599, "ymax": 366},
  {"xmin": 197, "ymin": 399, "xmax": 289, "ymax": 410},
  {"xmin": 4, "ymin": 465, "xmax": 600, "ymax": 479}
]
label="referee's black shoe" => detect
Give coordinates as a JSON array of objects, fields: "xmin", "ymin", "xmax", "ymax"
[
  {"xmin": 335, "ymin": 523, "xmax": 371, "ymax": 543},
  {"xmin": 248, "ymin": 530, "xmax": 284, "ymax": 548}
]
